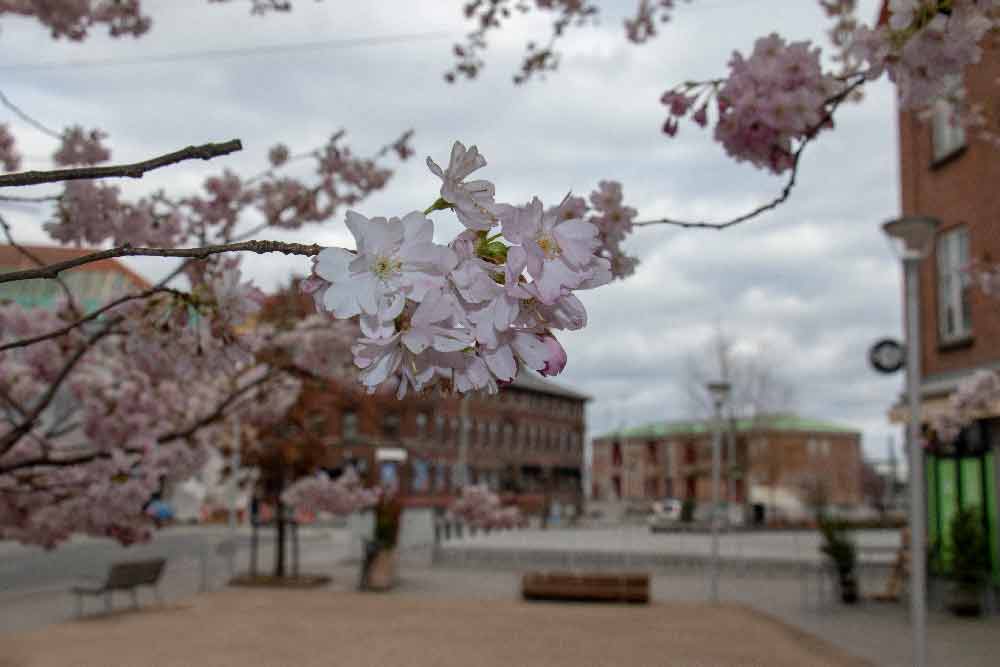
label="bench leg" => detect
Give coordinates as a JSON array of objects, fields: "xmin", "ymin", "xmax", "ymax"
[
  {"xmin": 104, "ymin": 591, "xmax": 112, "ymax": 614},
  {"xmin": 130, "ymin": 588, "xmax": 139, "ymax": 609}
]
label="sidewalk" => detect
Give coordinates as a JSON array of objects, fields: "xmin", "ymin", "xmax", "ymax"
[{"xmin": 0, "ymin": 587, "xmax": 869, "ymax": 667}]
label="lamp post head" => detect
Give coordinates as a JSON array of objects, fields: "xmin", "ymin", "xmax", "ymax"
[
  {"xmin": 882, "ymin": 216, "xmax": 940, "ymax": 261},
  {"xmin": 706, "ymin": 381, "xmax": 731, "ymax": 409}
]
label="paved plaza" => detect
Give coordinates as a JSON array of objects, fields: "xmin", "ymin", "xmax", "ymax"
[
  {"xmin": 2, "ymin": 525, "xmax": 999, "ymax": 666},
  {"xmin": 0, "ymin": 588, "xmax": 868, "ymax": 667}
]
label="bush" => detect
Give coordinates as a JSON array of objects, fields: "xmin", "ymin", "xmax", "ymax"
[
  {"xmin": 680, "ymin": 499, "xmax": 695, "ymax": 523},
  {"xmin": 950, "ymin": 508, "xmax": 990, "ymax": 592}
]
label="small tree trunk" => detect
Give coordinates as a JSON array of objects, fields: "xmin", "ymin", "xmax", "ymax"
[{"xmin": 274, "ymin": 470, "xmax": 286, "ymax": 578}]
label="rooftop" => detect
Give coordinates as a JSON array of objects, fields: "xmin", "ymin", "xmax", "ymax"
[
  {"xmin": 0, "ymin": 244, "xmax": 150, "ymax": 312},
  {"xmin": 596, "ymin": 414, "xmax": 860, "ymax": 440},
  {"xmin": 507, "ymin": 371, "xmax": 590, "ymax": 402}
]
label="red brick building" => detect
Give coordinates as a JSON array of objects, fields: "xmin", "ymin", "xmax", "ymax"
[
  {"xmin": 591, "ymin": 416, "xmax": 863, "ymax": 519},
  {"xmin": 289, "ymin": 371, "xmax": 589, "ymax": 515},
  {"xmin": 888, "ymin": 30, "xmax": 1000, "ymax": 428},
  {"xmin": 885, "ymin": 13, "xmax": 1000, "ymax": 578}
]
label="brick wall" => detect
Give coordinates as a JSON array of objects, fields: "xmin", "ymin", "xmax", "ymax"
[{"xmin": 898, "ymin": 41, "xmax": 1000, "ymax": 384}]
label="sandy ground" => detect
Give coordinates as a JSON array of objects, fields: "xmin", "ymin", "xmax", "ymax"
[{"xmin": 0, "ymin": 588, "xmax": 871, "ymax": 667}]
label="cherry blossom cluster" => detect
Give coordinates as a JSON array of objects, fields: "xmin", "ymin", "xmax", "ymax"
[
  {"xmin": 624, "ymin": 0, "xmax": 692, "ymax": 44},
  {"xmin": 931, "ymin": 369, "xmax": 1000, "ymax": 445},
  {"xmin": 305, "ymin": 141, "xmax": 615, "ymax": 396},
  {"xmin": 0, "ymin": 0, "xmax": 300, "ymax": 42},
  {"xmin": 661, "ymin": 34, "xmax": 842, "ymax": 174},
  {"xmin": 0, "ymin": 0, "xmax": 152, "ymax": 40},
  {"xmin": 0, "ymin": 123, "xmax": 21, "ymax": 172},
  {"xmin": 448, "ymin": 483, "xmax": 523, "ymax": 530},
  {"xmin": 851, "ymin": 1, "xmax": 998, "ymax": 110},
  {"xmin": 569, "ymin": 180, "xmax": 639, "ymax": 280},
  {"xmin": 281, "ymin": 467, "xmax": 381, "ymax": 516},
  {"xmin": 446, "ymin": 0, "xmax": 599, "ymax": 84},
  {"xmin": 0, "ymin": 269, "xmax": 362, "ymax": 548},
  {"xmin": 42, "ymin": 129, "xmax": 412, "ymax": 248}
]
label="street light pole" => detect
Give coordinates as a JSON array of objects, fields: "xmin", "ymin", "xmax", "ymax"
[
  {"xmin": 707, "ymin": 381, "xmax": 731, "ymax": 605},
  {"xmin": 882, "ymin": 215, "xmax": 938, "ymax": 667},
  {"xmin": 903, "ymin": 254, "xmax": 927, "ymax": 667}
]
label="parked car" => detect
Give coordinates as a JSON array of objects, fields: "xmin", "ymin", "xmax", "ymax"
[{"xmin": 648, "ymin": 499, "xmax": 683, "ymax": 532}]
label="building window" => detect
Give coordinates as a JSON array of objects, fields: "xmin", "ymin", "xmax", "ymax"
[
  {"xmin": 937, "ymin": 226, "xmax": 972, "ymax": 342},
  {"xmin": 612, "ymin": 441, "xmax": 623, "ymax": 467},
  {"xmin": 435, "ymin": 415, "xmax": 445, "ymax": 442},
  {"xmin": 416, "ymin": 412, "xmax": 429, "ymax": 438},
  {"xmin": 382, "ymin": 413, "xmax": 400, "ymax": 439},
  {"xmin": 341, "ymin": 410, "xmax": 358, "ymax": 440},
  {"xmin": 931, "ymin": 98, "xmax": 966, "ymax": 163},
  {"xmin": 434, "ymin": 462, "xmax": 447, "ymax": 491},
  {"xmin": 646, "ymin": 441, "xmax": 658, "ymax": 465},
  {"xmin": 412, "ymin": 459, "xmax": 430, "ymax": 493}
]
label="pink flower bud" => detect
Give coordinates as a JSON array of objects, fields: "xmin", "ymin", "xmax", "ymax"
[{"xmin": 539, "ymin": 335, "xmax": 567, "ymax": 377}]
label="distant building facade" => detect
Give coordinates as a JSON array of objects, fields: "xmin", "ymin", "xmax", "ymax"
[
  {"xmin": 0, "ymin": 244, "xmax": 150, "ymax": 309},
  {"xmin": 591, "ymin": 416, "xmax": 863, "ymax": 519},
  {"xmin": 279, "ymin": 371, "xmax": 589, "ymax": 517}
]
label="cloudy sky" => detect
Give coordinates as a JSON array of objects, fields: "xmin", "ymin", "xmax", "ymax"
[{"xmin": 0, "ymin": 1, "xmax": 906, "ymax": 460}]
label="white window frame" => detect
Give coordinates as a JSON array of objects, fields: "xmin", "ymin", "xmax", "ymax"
[
  {"xmin": 931, "ymin": 99, "xmax": 966, "ymax": 163},
  {"xmin": 937, "ymin": 226, "xmax": 972, "ymax": 342}
]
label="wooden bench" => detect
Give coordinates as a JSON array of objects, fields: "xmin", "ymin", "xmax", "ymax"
[
  {"xmin": 522, "ymin": 572, "xmax": 650, "ymax": 604},
  {"xmin": 71, "ymin": 558, "xmax": 166, "ymax": 617}
]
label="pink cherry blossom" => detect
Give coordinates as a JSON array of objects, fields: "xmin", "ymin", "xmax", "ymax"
[
  {"xmin": 426, "ymin": 141, "xmax": 499, "ymax": 231},
  {"xmin": 0, "ymin": 124, "xmax": 22, "ymax": 172}
]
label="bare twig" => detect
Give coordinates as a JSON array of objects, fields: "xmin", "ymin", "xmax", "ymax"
[
  {"xmin": 0, "ymin": 193, "xmax": 61, "ymax": 203},
  {"xmin": 0, "ymin": 139, "xmax": 242, "ymax": 188},
  {"xmin": 634, "ymin": 77, "xmax": 866, "ymax": 230},
  {"xmin": 0, "ymin": 239, "xmax": 323, "ymax": 285}
]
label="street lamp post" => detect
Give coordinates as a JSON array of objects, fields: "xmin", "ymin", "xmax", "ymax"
[
  {"xmin": 882, "ymin": 215, "xmax": 939, "ymax": 667},
  {"xmin": 707, "ymin": 380, "xmax": 731, "ymax": 605}
]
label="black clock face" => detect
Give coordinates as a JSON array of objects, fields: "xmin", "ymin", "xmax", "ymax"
[{"xmin": 869, "ymin": 339, "xmax": 905, "ymax": 374}]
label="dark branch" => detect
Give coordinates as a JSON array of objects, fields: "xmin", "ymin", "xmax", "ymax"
[
  {"xmin": 0, "ymin": 90, "xmax": 61, "ymax": 139},
  {"xmin": 157, "ymin": 372, "xmax": 274, "ymax": 444},
  {"xmin": 634, "ymin": 77, "xmax": 866, "ymax": 231},
  {"xmin": 0, "ymin": 239, "xmax": 323, "ymax": 285},
  {"xmin": 0, "ymin": 139, "xmax": 242, "ymax": 188},
  {"xmin": 0, "ymin": 324, "xmax": 115, "ymax": 457},
  {"xmin": 0, "ymin": 286, "xmax": 181, "ymax": 352}
]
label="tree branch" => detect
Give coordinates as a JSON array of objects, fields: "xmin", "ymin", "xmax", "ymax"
[
  {"xmin": 633, "ymin": 77, "xmax": 866, "ymax": 231},
  {"xmin": 0, "ymin": 239, "xmax": 323, "ymax": 285},
  {"xmin": 0, "ymin": 286, "xmax": 182, "ymax": 352},
  {"xmin": 0, "ymin": 139, "xmax": 243, "ymax": 188},
  {"xmin": 0, "ymin": 324, "xmax": 115, "ymax": 457},
  {"xmin": 0, "ymin": 90, "xmax": 61, "ymax": 139},
  {"xmin": 157, "ymin": 372, "xmax": 274, "ymax": 444}
]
